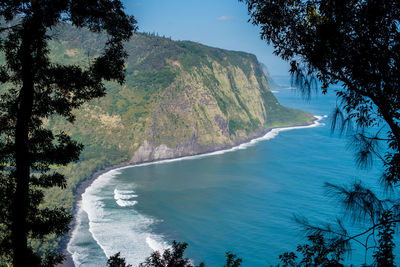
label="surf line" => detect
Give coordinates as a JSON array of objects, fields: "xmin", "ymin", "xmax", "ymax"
[
  {"xmin": 67, "ymin": 115, "xmax": 326, "ymax": 265},
  {"xmin": 92, "ymin": 115, "xmax": 326, "ymax": 173}
]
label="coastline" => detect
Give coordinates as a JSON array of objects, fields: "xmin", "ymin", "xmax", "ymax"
[{"xmin": 60, "ymin": 115, "xmax": 323, "ymax": 267}]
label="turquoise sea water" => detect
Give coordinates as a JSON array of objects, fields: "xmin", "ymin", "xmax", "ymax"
[{"xmin": 68, "ymin": 79, "xmax": 389, "ymax": 266}]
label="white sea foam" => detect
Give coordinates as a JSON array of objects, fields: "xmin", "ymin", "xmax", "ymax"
[
  {"xmin": 271, "ymin": 90, "xmax": 279, "ymax": 93},
  {"xmin": 146, "ymin": 236, "xmax": 171, "ymax": 252},
  {"xmin": 116, "ymin": 199, "xmax": 138, "ymax": 207},
  {"xmin": 67, "ymin": 202, "xmax": 110, "ymax": 267},
  {"xmin": 67, "ymin": 203, "xmax": 85, "ymax": 266},
  {"xmin": 280, "ymin": 86, "xmax": 297, "ymax": 89},
  {"xmin": 68, "ymin": 167, "xmax": 170, "ymax": 266},
  {"xmin": 79, "ymin": 170, "xmax": 120, "ymax": 263},
  {"xmin": 114, "ymin": 188, "xmax": 138, "ymax": 206},
  {"xmin": 68, "ymin": 115, "xmax": 326, "ymax": 266},
  {"xmin": 115, "ymin": 188, "xmax": 136, "ymax": 194},
  {"xmin": 115, "ymin": 194, "xmax": 139, "ymax": 200},
  {"xmin": 114, "ymin": 189, "xmax": 138, "ymax": 200}
]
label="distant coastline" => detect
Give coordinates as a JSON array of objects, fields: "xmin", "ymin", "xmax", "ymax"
[{"xmin": 60, "ymin": 115, "xmax": 323, "ymax": 267}]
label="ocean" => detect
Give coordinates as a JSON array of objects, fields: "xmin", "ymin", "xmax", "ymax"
[{"xmin": 67, "ymin": 78, "xmax": 388, "ymax": 266}]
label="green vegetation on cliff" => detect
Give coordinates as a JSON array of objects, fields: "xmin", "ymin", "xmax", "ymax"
[{"xmin": 1, "ymin": 25, "xmax": 312, "ymax": 255}]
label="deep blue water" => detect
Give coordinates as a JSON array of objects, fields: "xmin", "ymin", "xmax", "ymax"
[{"xmin": 68, "ymin": 80, "xmax": 389, "ymax": 266}]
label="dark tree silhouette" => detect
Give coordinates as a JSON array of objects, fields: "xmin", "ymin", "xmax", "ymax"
[
  {"xmin": 223, "ymin": 252, "xmax": 242, "ymax": 267},
  {"xmin": 0, "ymin": 1, "xmax": 136, "ymax": 266},
  {"xmin": 139, "ymin": 241, "xmax": 204, "ymax": 267},
  {"xmin": 240, "ymin": 0, "xmax": 400, "ymax": 265},
  {"xmin": 277, "ymin": 233, "xmax": 345, "ymax": 266},
  {"xmin": 373, "ymin": 210, "xmax": 395, "ymax": 266},
  {"xmin": 138, "ymin": 241, "xmax": 242, "ymax": 267},
  {"xmin": 107, "ymin": 252, "xmax": 132, "ymax": 267}
]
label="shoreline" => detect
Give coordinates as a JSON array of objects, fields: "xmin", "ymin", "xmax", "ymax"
[{"xmin": 60, "ymin": 116, "xmax": 323, "ymax": 267}]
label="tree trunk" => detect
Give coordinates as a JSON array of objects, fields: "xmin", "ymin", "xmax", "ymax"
[{"xmin": 11, "ymin": 14, "xmax": 40, "ymax": 267}]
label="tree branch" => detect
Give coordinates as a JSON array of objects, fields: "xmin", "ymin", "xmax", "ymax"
[{"xmin": 0, "ymin": 23, "xmax": 21, "ymax": 33}]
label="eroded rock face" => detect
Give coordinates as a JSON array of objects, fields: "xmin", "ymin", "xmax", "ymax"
[
  {"xmin": 129, "ymin": 140, "xmax": 154, "ymax": 163},
  {"xmin": 214, "ymin": 114, "xmax": 229, "ymax": 137},
  {"xmin": 130, "ymin": 141, "xmax": 174, "ymax": 163},
  {"xmin": 130, "ymin": 136, "xmax": 207, "ymax": 164},
  {"xmin": 129, "ymin": 124, "xmax": 268, "ymax": 164},
  {"xmin": 153, "ymin": 144, "xmax": 175, "ymax": 160}
]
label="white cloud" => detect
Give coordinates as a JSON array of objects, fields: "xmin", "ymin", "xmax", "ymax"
[{"xmin": 216, "ymin": 16, "xmax": 237, "ymax": 21}]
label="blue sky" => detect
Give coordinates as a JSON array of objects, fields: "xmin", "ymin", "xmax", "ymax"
[{"xmin": 122, "ymin": 0, "xmax": 290, "ymax": 75}]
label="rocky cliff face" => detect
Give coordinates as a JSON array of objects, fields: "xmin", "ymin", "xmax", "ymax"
[
  {"xmin": 46, "ymin": 28, "xmax": 312, "ymax": 166},
  {"xmin": 129, "ymin": 55, "xmax": 272, "ymax": 163},
  {"xmin": 260, "ymin": 63, "xmax": 283, "ymax": 90}
]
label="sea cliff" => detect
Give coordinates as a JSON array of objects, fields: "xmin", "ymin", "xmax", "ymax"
[{"xmin": 46, "ymin": 27, "xmax": 312, "ymax": 168}]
